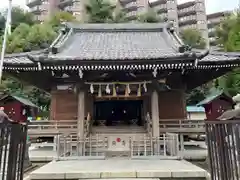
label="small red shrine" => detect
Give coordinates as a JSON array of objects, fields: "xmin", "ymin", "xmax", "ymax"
[
  {"xmin": 197, "ymin": 90, "xmax": 235, "ymax": 120},
  {"xmin": 0, "ymin": 94, "xmax": 39, "ymax": 122}
]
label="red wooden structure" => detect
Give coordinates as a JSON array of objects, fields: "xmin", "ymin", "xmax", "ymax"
[
  {"xmin": 0, "ymin": 94, "xmax": 39, "ymax": 122},
  {"xmin": 197, "ymin": 90, "xmax": 234, "ymax": 120}
]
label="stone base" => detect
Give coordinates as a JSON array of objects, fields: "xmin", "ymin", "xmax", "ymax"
[
  {"xmin": 105, "ymin": 150, "xmax": 131, "ymax": 158},
  {"xmin": 29, "ymin": 159, "xmax": 209, "ymax": 180}
]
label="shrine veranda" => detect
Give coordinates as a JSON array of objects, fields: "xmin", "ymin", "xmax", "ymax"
[{"xmin": 3, "ymin": 23, "xmax": 240, "ymax": 157}]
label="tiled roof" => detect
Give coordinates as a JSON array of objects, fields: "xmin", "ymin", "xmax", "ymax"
[
  {"xmin": 3, "ymin": 50, "xmax": 47, "ymax": 65},
  {"xmin": 50, "ymin": 31, "xmax": 186, "ymax": 60},
  {"xmin": 47, "ymin": 23, "xmax": 195, "ymax": 61},
  {"xmin": 196, "ymin": 90, "xmax": 234, "ymax": 106},
  {"xmin": 4, "ymin": 52, "xmax": 34, "ymax": 64},
  {"xmin": 12, "ymin": 96, "xmax": 39, "ymax": 108},
  {"xmin": 0, "ymin": 94, "xmax": 39, "ymax": 108},
  {"xmin": 199, "ymin": 52, "xmax": 239, "ymax": 63}
]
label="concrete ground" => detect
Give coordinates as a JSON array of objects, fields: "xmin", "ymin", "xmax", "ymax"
[{"xmin": 29, "ymin": 159, "xmax": 209, "ymax": 180}]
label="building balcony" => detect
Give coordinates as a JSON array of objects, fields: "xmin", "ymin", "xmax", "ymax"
[
  {"xmin": 62, "ymin": 6, "xmax": 74, "ymax": 12},
  {"xmin": 207, "ymin": 21, "xmax": 220, "ymax": 29},
  {"xmin": 58, "ymin": 0, "xmax": 73, "ymax": 9},
  {"xmin": 156, "ymin": 7, "xmax": 168, "ymax": 14},
  {"xmin": 29, "ymin": 6, "xmax": 44, "ymax": 14},
  {"xmin": 148, "ymin": 0, "xmax": 167, "ymax": 7},
  {"xmin": 178, "ymin": 7, "xmax": 197, "ymax": 18},
  {"xmin": 178, "ymin": 18, "xmax": 197, "ymax": 27},
  {"xmin": 177, "ymin": 1, "xmax": 195, "ymax": 10},
  {"xmin": 26, "ymin": 0, "xmax": 42, "ymax": 8},
  {"xmin": 119, "ymin": 0, "xmax": 137, "ymax": 6},
  {"xmin": 122, "ymin": 2, "xmax": 138, "ymax": 13}
]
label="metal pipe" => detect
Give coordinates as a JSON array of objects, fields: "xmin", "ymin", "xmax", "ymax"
[{"xmin": 0, "ymin": 0, "xmax": 12, "ymax": 82}]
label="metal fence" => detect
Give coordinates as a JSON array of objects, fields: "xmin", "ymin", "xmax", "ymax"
[
  {"xmin": 0, "ymin": 121, "xmax": 28, "ymax": 180},
  {"xmin": 206, "ymin": 120, "xmax": 240, "ymax": 180}
]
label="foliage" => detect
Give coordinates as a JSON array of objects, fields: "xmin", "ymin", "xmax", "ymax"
[
  {"xmin": 137, "ymin": 9, "xmax": 162, "ymax": 23},
  {"xmin": 1, "ymin": 23, "xmax": 57, "ymax": 53},
  {"xmin": 47, "ymin": 11, "xmax": 77, "ymax": 30},
  {"xmin": 224, "ymin": 22, "xmax": 240, "ymax": 52},
  {"xmin": 112, "ymin": 9, "xmax": 128, "ymax": 23},
  {"xmin": 10, "ymin": 7, "xmax": 35, "ymax": 30},
  {"xmin": 0, "ymin": 6, "xmax": 35, "ymax": 36},
  {"xmin": 85, "ymin": 0, "xmax": 116, "ymax": 23},
  {"xmin": 215, "ymin": 12, "xmax": 240, "ymax": 49},
  {"xmin": 0, "ymin": 13, "xmax": 5, "ymax": 36},
  {"xmin": 180, "ymin": 28, "xmax": 206, "ymax": 49},
  {"xmin": 0, "ymin": 9, "xmax": 69, "ymax": 113},
  {"xmin": 214, "ymin": 12, "xmax": 240, "ymax": 96}
]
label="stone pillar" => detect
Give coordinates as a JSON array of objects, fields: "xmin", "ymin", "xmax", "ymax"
[{"xmin": 151, "ymin": 91, "xmax": 160, "ymax": 137}]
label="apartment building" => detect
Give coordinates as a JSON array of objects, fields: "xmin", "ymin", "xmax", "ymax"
[
  {"xmin": 26, "ymin": 0, "xmax": 59, "ymax": 21},
  {"xmin": 207, "ymin": 11, "xmax": 232, "ymax": 46},
  {"xmin": 26, "ymin": 0, "xmax": 232, "ymax": 47},
  {"xmin": 177, "ymin": 0, "xmax": 208, "ymax": 44},
  {"xmin": 148, "ymin": 0, "xmax": 179, "ymax": 30}
]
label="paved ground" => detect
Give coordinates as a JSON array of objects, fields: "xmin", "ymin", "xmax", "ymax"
[{"xmin": 29, "ymin": 159, "xmax": 209, "ymax": 180}]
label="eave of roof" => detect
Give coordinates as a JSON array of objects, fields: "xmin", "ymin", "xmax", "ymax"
[
  {"xmin": 2, "ymin": 23, "xmax": 240, "ymax": 71},
  {"xmin": 197, "ymin": 90, "xmax": 233, "ymax": 106},
  {"xmin": 0, "ymin": 94, "xmax": 39, "ymax": 108}
]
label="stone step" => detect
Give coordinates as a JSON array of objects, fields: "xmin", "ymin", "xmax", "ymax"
[{"xmin": 29, "ymin": 159, "xmax": 209, "ymax": 180}]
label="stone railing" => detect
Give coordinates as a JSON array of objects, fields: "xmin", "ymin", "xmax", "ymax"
[
  {"xmin": 159, "ymin": 119, "xmax": 205, "ymax": 133},
  {"xmin": 28, "ymin": 120, "xmax": 78, "ymax": 130},
  {"xmin": 55, "ymin": 133, "xmax": 180, "ymax": 160}
]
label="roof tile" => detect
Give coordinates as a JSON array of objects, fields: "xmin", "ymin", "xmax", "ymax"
[{"xmin": 50, "ymin": 31, "xmax": 183, "ymax": 60}]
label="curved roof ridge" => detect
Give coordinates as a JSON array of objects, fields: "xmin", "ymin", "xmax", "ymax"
[{"xmin": 64, "ymin": 22, "xmax": 172, "ymax": 31}]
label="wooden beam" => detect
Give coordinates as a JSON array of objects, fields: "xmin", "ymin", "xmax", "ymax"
[{"xmin": 184, "ymin": 68, "xmax": 231, "ymax": 90}]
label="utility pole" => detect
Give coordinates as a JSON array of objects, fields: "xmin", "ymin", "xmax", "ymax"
[{"xmin": 0, "ymin": 0, "xmax": 12, "ymax": 83}]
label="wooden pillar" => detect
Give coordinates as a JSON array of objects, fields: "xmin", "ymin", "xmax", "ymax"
[
  {"xmin": 77, "ymin": 89, "xmax": 85, "ymax": 139},
  {"xmin": 151, "ymin": 91, "xmax": 160, "ymax": 137}
]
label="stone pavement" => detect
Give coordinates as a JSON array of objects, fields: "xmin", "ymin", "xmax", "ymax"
[{"xmin": 29, "ymin": 159, "xmax": 209, "ymax": 179}]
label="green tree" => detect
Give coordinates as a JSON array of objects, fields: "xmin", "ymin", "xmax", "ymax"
[
  {"xmin": 48, "ymin": 11, "xmax": 77, "ymax": 30},
  {"xmin": 1, "ymin": 23, "xmax": 56, "ymax": 53},
  {"xmin": 112, "ymin": 9, "xmax": 128, "ymax": 23},
  {"xmin": 138, "ymin": 9, "xmax": 162, "ymax": 23},
  {"xmin": 8, "ymin": 6, "xmax": 35, "ymax": 31},
  {"xmin": 25, "ymin": 23, "xmax": 57, "ymax": 51},
  {"xmin": 225, "ymin": 21, "xmax": 240, "ymax": 52},
  {"xmin": 0, "ymin": 13, "xmax": 5, "ymax": 36},
  {"xmin": 215, "ymin": 12, "xmax": 239, "ymax": 49},
  {"xmin": 85, "ymin": 0, "xmax": 116, "ymax": 23},
  {"xmin": 180, "ymin": 28, "xmax": 206, "ymax": 49},
  {"xmin": 214, "ymin": 12, "xmax": 240, "ymax": 96}
]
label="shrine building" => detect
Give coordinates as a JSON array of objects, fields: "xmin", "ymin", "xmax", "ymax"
[{"xmin": 3, "ymin": 23, "xmax": 240, "ymax": 141}]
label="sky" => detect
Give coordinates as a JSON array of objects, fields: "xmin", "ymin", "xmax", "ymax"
[{"xmin": 1, "ymin": 0, "xmax": 240, "ymax": 14}]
